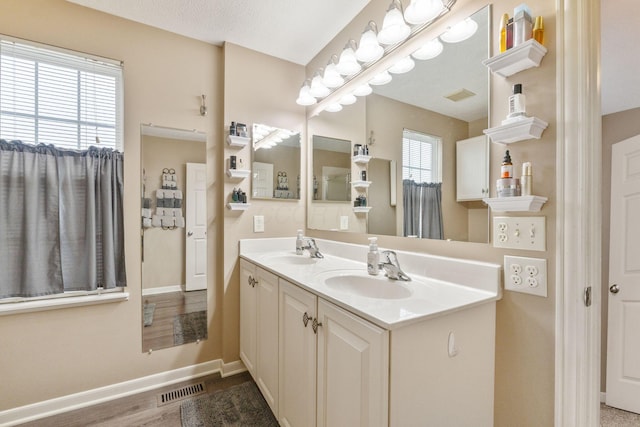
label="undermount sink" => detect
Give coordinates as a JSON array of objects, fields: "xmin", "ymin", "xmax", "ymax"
[
  {"xmin": 260, "ymin": 253, "xmax": 320, "ymax": 265},
  {"xmin": 321, "ymin": 272, "xmax": 413, "ymax": 300}
]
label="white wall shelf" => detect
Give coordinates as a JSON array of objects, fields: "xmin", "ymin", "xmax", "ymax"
[
  {"xmin": 483, "ymin": 116, "xmax": 548, "ymax": 144},
  {"xmin": 483, "ymin": 195, "xmax": 548, "ymax": 212},
  {"xmin": 353, "ymin": 206, "xmax": 371, "ymax": 213},
  {"xmin": 227, "ymin": 135, "xmax": 250, "ymax": 147},
  {"xmin": 226, "ymin": 169, "xmax": 251, "ymax": 179},
  {"xmin": 352, "ymin": 155, "xmax": 371, "ymax": 164},
  {"xmin": 352, "ymin": 180, "xmax": 371, "ymax": 190},
  {"xmin": 227, "ymin": 202, "xmax": 251, "ymax": 211},
  {"xmin": 482, "ymin": 39, "xmax": 548, "ymax": 77}
]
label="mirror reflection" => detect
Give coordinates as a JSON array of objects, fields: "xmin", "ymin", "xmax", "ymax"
[
  {"xmin": 312, "ymin": 135, "xmax": 352, "ymax": 202},
  {"xmin": 141, "ymin": 125, "xmax": 208, "ymax": 352},
  {"xmin": 252, "ymin": 123, "xmax": 301, "ymax": 200},
  {"xmin": 307, "ymin": 6, "xmax": 490, "ymax": 243}
]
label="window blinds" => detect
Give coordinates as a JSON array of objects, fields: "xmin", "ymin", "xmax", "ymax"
[
  {"xmin": 0, "ymin": 36, "xmax": 123, "ymax": 150},
  {"xmin": 402, "ymin": 129, "xmax": 441, "ymax": 183}
]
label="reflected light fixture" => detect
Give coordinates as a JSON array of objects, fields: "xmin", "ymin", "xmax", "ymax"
[
  {"xmin": 296, "ymin": 79, "xmax": 317, "ymax": 106},
  {"xmin": 404, "ymin": 0, "xmax": 445, "ymax": 25},
  {"xmin": 388, "ymin": 56, "xmax": 415, "ymax": 74},
  {"xmin": 411, "ymin": 37, "xmax": 444, "ymax": 60},
  {"xmin": 369, "ymin": 70, "xmax": 393, "ymax": 86},
  {"xmin": 309, "ymin": 70, "xmax": 330, "ymax": 98},
  {"xmin": 324, "ymin": 103, "xmax": 343, "ymax": 113},
  {"xmin": 355, "ymin": 21, "xmax": 384, "ymax": 63},
  {"xmin": 339, "ymin": 93, "xmax": 357, "ymax": 105},
  {"xmin": 336, "ymin": 40, "xmax": 362, "ymax": 76},
  {"xmin": 377, "ymin": 0, "xmax": 411, "ymax": 46},
  {"xmin": 322, "ymin": 55, "xmax": 345, "ymax": 88},
  {"xmin": 353, "ymin": 83, "xmax": 373, "ymax": 97},
  {"xmin": 440, "ymin": 17, "xmax": 478, "ymax": 43}
]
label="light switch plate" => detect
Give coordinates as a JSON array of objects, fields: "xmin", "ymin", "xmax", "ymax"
[
  {"xmin": 493, "ymin": 216, "xmax": 546, "ymax": 251},
  {"xmin": 253, "ymin": 215, "xmax": 265, "ymax": 233},
  {"xmin": 504, "ymin": 255, "xmax": 547, "ymax": 297},
  {"xmin": 340, "ymin": 216, "xmax": 349, "ymax": 230}
]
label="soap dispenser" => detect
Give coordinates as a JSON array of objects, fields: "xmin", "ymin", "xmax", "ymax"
[
  {"xmin": 296, "ymin": 229, "xmax": 304, "ymax": 255},
  {"xmin": 367, "ymin": 237, "xmax": 380, "ymax": 275}
]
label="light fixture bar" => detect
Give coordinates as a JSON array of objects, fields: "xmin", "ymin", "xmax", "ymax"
[{"xmin": 307, "ymin": 0, "xmax": 457, "ymax": 118}]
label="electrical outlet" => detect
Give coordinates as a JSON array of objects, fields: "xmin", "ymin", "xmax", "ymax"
[
  {"xmin": 340, "ymin": 216, "xmax": 349, "ymax": 230},
  {"xmin": 493, "ymin": 216, "xmax": 546, "ymax": 251},
  {"xmin": 504, "ymin": 256, "xmax": 547, "ymax": 297},
  {"xmin": 253, "ymin": 215, "xmax": 265, "ymax": 233}
]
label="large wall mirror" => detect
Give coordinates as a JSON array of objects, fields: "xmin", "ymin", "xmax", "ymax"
[
  {"xmin": 141, "ymin": 124, "xmax": 207, "ymax": 352},
  {"xmin": 252, "ymin": 123, "xmax": 301, "ymax": 200},
  {"xmin": 307, "ymin": 5, "xmax": 490, "ymax": 243}
]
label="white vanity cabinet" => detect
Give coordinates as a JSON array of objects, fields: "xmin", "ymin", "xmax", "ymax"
[
  {"xmin": 278, "ymin": 279, "xmax": 389, "ymax": 427},
  {"xmin": 456, "ymin": 135, "xmax": 489, "ymax": 201},
  {"xmin": 239, "ymin": 259, "xmax": 279, "ymax": 417}
]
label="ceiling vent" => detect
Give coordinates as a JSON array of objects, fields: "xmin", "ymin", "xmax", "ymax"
[{"xmin": 444, "ymin": 88, "xmax": 476, "ymax": 102}]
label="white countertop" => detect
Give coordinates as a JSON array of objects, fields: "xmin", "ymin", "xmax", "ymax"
[{"xmin": 240, "ymin": 237, "xmax": 502, "ymax": 330}]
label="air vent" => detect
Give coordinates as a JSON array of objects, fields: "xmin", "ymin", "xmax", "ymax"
[
  {"xmin": 444, "ymin": 88, "xmax": 476, "ymax": 102},
  {"xmin": 157, "ymin": 382, "xmax": 206, "ymax": 406}
]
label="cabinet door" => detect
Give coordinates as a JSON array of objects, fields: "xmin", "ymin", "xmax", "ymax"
[
  {"xmin": 239, "ymin": 259, "xmax": 257, "ymax": 377},
  {"xmin": 256, "ymin": 267, "xmax": 279, "ymax": 417},
  {"xmin": 317, "ymin": 299, "xmax": 389, "ymax": 427},
  {"xmin": 279, "ymin": 279, "xmax": 317, "ymax": 427},
  {"xmin": 456, "ymin": 135, "xmax": 489, "ymax": 201}
]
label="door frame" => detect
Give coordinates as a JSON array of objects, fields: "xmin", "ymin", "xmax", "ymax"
[{"xmin": 555, "ymin": 0, "xmax": 602, "ymax": 425}]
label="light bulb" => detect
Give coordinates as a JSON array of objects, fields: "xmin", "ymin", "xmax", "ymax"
[
  {"xmin": 353, "ymin": 83, "xmax": 373, "ymax": 97},
  {"xmin": 295, "ymin": 80, "xmax": 317, "ymax": 106},
  {"xmin": 322, "ymin": 55, "xmax": 345, "ymax": 88},
  {"xmin": 412, "ymin": 38, "xmax": 443, "ymax": 60},
  {"xmin": 440, "ymin": 17, "xmax": 478, "ymax": 43},
  {"xmin": 369, "ymin": 70, "xmax": 392, "ymax": 86},
  {"xmin": 355, "ymin": 21, "xmax": 384, "ymax": 63},
  {"xmin": 388, "ymin": 56, "xmax": 415, "ymax": 74},
  {"xmin": 309, "ymin": 72, "xmax": 330, "ymax": 98},
  {"xmin": 378, "ymin": 0, "xmax": 410, "ymax": 46},
  {"xmin": 324, "ymin": 103, "xmax": 343, "ymax": 113},
  {"xmin": 339, "ymin": 93, "xmax": 357, "ymax": 105},
  {"xmin": 404, "ymin": 0, "xmax": 445, "ymax": 25},
  {"xmin": 336, "ymin": 40, "xmax": 362, "ymax": 76}
]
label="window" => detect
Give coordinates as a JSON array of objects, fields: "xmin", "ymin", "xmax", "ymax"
[
  {"xmin": 0, "ymin": 37, "xmax": 126, "ymax": 313},
  {"xmin": 402, "ymin": 129, "xmax": 442, "ymax": 183},
  {"xmin": 0, "ymin": 36, "xmax": 123, "ymax": 150}
]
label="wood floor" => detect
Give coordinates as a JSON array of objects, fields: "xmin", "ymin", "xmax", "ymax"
[
  {"xmin": 142, "ymin": 290, "xmax": 207, "ymax": 352},
  {"xmin": 21, "ymin": 371, "xmax": 252, "ymax": 427}
]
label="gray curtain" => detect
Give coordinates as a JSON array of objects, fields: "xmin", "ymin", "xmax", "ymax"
[
  {"xmin": 0, "ymin": 140, "xmax": 126, "ymax": 298},
  {"xmin": 402, "ymin": 179, "xmax": 443, "ymax": 239}
]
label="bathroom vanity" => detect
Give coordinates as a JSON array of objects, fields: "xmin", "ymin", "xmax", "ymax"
[{"xmin": 239, "ymin": 237, "xmax": 501, "ymax": 427}]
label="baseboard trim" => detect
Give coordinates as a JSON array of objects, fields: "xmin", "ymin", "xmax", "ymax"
[
  {"xmin": 142, "ymin": 285, "xmax": 183, "ymax": 296},
  {"xmin": 0, "ymin": 358, "xmax": 246, "ymax": 427}
]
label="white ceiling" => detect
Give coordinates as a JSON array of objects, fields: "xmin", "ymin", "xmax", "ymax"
[{"xmin": 68, "ymin": 0, "xmax": 637, "ymax": 116}]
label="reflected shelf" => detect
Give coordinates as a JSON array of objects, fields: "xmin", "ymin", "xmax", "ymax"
[
  {"xmin": 226, "ymin": 169, "xmax": 251, "ymax": 179},
  {"xmin": 353, "ymin": 206, "xmax": 372, "ymax": 213},
  {"xmin": 352, "ymin": 180, "xmax": 372, "ymax": 189},
  {"xmin": 226, "ymin": 135, "xmax": 250, "ymax": 147},
  {"xmin": 352, "ymin": 155, "xmax": 371, "ymax": 164}
]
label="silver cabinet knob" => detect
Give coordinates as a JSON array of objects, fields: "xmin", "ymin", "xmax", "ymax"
[
  {"xmin": 610, "ymin": 284, "xmax": 620, "ymax": 294},
  {"xmin": 187, "ymin": 231, "xmax": 193, "ymax": 236}
]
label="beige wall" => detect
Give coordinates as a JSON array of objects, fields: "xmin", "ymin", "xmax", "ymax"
[
  {"xmin": 222, "ymin": 42, "xmax": 306, "ymax": 362},
  {"xmin": 600, "ymin": 106, "xmax": 640, "ymax": 391},
  {"xmin": 306, "ymin": 0, "xmax": 558, "ymax": 425},
  {"xmin": 0, "ymin": 0, "xmax": 222, "ymax": 410}
]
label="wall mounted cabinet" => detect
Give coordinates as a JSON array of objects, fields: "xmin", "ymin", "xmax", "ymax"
[{"xmin": 456, "ymin": 135, "xmax": 489, "ymax": 201}]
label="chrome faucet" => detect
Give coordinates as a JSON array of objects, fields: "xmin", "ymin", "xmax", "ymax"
[
  {"xmin": 300, "ymin": 237, "xmax": 324, "ymax": 259},
  {"xmin": 379, "ymin": 250, "xmax": 411, "ymax": 281}
]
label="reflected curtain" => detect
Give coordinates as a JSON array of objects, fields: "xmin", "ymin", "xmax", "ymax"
[
  {"xmin": 0, "ymin": 140, "xmax": 126, "ymax": 298},
  {"xmin": 402, "ymin": 180, "xmax": 443, "ymax": 240}
]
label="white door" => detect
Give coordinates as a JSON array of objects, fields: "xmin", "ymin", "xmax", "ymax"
[
  {"xmin": 317, "ymin": 299, "xmax": 389, "ymax": 427},
  {"xmin": 606, "ymin": 135, "xmax": 640, "ymax": 413},
  {"xmin": 239, "ymin": 260, "xmax": 257, "ymax": 377},
  {"xmin": 185, "ymin": 163, "xmax": 207, "ymax": 291},
  {"xmin": 256, "ymin": 267, "xmax": 279, "ymax": 417},
  {"xmin": 253, "ymin": 161, "xmax": 273, "ymax": 198},
  {"xmin": 279, "ymin": 279, "xmax": 317, "ymax": 427}
]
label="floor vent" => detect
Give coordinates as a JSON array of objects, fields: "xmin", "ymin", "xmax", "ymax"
[{"xmin": 157, "ymin": 382, "xmax": 206, "ymax": 406}]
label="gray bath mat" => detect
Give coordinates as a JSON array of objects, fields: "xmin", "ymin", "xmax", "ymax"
[
  {"xmin": 143, "ymin": 303, "xmax": 156, "ymax": 327},
  {"xmin": 173, "ymin": 310, "xmax": 208, "ymax": 345},
  {"xmin": 180, "ymin": 381, "xmax": 278, "ymax": 427}
]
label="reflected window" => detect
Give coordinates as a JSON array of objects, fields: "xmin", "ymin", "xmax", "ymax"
[{"xmin": 402, "ymin": 129, "xmax": 442, "ymax": 183}]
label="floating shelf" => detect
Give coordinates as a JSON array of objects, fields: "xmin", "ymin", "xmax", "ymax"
[
  {"xmin": 352, "ymin": 155, "xmax": 371, "ymax": 164},
  {"xmin": 226, "ymin": 169, "xmax": 251, "ymax": 179},
  {"xmin": 483, "ymin": 116, "xmax": 548, "ymax": 144},
  {"xmin": 227, "ymin": 202, "xmax": 251, "ymax": 211},
  {"xmin": 226, "ymin": 135, "xmax": 250, "ymax": 147},
  {"xmin": 352, "ymin": 180, "xmax": 371, "ymax": 189},
  {"xmin": 353, "ymin": 206, "xmax": 372, "ymax": 213},
  {"xmin": 482, "ymin": 39, "xmax": 548, "ymax": 77},
  {"xmin": 483, "ymin": 195, "xmax": 548, "ymax": 212}
]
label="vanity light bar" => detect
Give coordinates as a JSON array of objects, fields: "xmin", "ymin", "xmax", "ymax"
[{"xmin": 300, "ymin": 0, "xmax": 457, "ymax": 117}]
